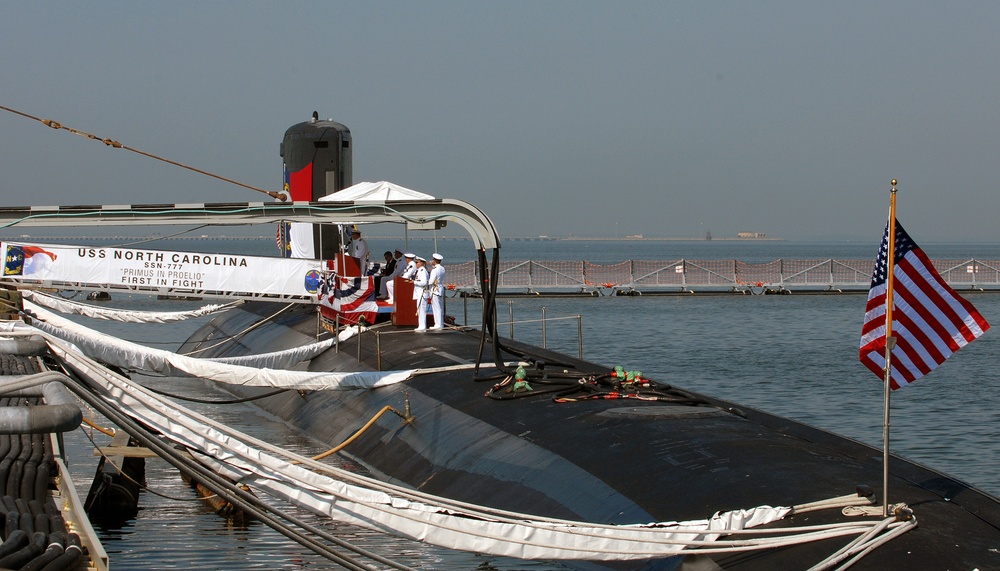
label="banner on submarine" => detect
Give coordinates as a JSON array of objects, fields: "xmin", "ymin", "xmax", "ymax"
[{"xmin": 1, "ymin": 241, "xmax": 324, "ymax": 302}]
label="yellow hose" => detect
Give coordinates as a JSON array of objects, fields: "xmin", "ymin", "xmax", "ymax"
[{"xmin": 308, "ymin": 404, "xmax": 410, "ymax": 461}]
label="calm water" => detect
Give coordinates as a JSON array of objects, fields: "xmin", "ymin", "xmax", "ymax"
[{"xmin": 53, "ymin": 236, "xmax": 1000, "ymax": 570}]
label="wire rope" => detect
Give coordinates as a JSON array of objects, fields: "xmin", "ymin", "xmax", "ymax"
[{"xmin": 0, "ymin": 104, "xmax": 287, "ymax": 201}]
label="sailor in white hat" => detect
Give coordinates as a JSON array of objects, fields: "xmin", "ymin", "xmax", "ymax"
[
  {"xmin": 401, "ymin": 252, "xmax": 417, "ymax": 280},
  {"xmin": 349, "ymin": 228, "xmax": 369, "ymax": 265},
  {"xmin": 413, "ymin": 256, "xmax": 430, "ymax": 331},
  {"xmin": 428, "ymin": 253, "xmax": 446, "ymax": 330}
]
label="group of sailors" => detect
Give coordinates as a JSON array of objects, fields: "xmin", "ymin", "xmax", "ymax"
[
  {"xmin": 401, "ymin": 251, "xmax": 446, "ymax": 331},
  {"xmin": 353, "ymin": 244, "xmax": 444, "ymax": 332},
  {"xmin": 348, "ymin": 229, "xmax": 447, "ymax": 331}
]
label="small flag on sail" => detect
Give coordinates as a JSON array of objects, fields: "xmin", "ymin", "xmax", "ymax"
[
  {"xmin": 276, "ymin": 222, "xmax": 291, "ymax": 258},
  {"xmin": 860, "ymin": 219, "xmax": 990, "ymax": 389}
]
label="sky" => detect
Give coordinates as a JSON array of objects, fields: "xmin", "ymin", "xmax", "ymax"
[{"xmin": 2, "ymin": 1, "xmax": 1000, "ymax": 243}]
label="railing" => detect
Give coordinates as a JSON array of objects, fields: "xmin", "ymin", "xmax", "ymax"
[
  {"xmin": 349, "ymin": 303, "xmax": 587, "ymax": 365},
  {"xmin": 440, "ymin": 258, "xmax": 1000, "ymax": 294}
]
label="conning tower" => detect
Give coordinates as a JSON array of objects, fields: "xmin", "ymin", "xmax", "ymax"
[{"xmin": 280, "ymin": 112, "xmax": 353, "ymax": 258}]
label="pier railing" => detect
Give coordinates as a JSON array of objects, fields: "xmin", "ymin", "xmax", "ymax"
[{"xmin": 441, "ymin": 258, "xmax": 1000, "ymax": 294}]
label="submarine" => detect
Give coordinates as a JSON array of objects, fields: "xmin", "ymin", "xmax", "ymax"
[
  {"xmin": 171, "ymin": 116, "xmax": 1000, "ymax": 570},
  {"xmin": 2, "ymin": 112, "xmax": 1000, "ymax": 569}
]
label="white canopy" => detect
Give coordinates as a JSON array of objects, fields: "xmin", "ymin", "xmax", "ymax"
[{"xmin": 321, "ymin": 180, "xmax": 435, "ymax": 203}]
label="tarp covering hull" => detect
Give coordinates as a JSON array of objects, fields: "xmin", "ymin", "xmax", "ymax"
[
  {"xmin": 17, "ymin": 327, "xmax": 813, "ymax": 563},
  {"xmin": 23, "ymin": 301, "xmax": 412, "ymax": 389}
]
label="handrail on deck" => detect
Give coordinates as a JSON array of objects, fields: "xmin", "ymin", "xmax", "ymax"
[{"xmin": 440, "ymin": 258, "xmax": 1000, "ymax": 294}]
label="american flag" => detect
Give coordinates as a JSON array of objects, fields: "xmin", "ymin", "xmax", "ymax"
[
  {"xmin": 860, "ymin": 219, "xmax": 990, "ymax": 389},
  {"xmin": 275, "ymin": 222, "xmax": 290, "ymax": 258}
]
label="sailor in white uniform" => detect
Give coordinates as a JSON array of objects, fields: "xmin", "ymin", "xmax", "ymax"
[
  {"xmin": 428, "ymin": 253, "xmax": 446, "ymax": 330},
  {"xmin": 401, "ymin": 252, "xmax": 417, "ymax": 279},
  {"xmin": 412, "ymin": 257, "xmax": 430, "ymax": 331},
  {"xmin": 350, "ymin": 229, "xmax": 369, "ymax": 268}
]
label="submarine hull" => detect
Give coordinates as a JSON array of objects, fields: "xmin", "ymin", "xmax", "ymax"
[{"xmin": 179, "ymin": 301, "xmax": 1000, "ymax": 570}]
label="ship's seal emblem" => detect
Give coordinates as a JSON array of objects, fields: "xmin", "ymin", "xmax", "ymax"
[{"xmin": 303, "ymin": 269, "xmax": 322, "ymax": 294}]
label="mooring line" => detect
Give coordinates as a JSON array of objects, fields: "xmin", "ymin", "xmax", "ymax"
[{"xmin": 0, "ymin": 103, "xmax": 287, "ymax": 201}]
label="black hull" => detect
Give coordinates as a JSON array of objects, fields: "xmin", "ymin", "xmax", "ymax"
[{"xmin": 179, "ymin": 302, "xmax": 1000, "ymax": 570}]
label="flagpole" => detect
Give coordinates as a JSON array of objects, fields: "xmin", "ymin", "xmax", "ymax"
[{"xmin": 882, "ymin": 179, "xmax": 899, "ymax": 517}]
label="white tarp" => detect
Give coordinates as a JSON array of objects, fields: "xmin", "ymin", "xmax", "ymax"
[
  {"xmin": 21, "ymin": 290, "xmax": 241, "ymax": 323},
  {"xmin": 288, "ymin": 222, "xmax": 318, "ymax": 259},
  {"xmin": 36, "ymin": 333, "xmax": 801, "ymax": 562},
  {"xmin": 1, "ymin": 241, "xmax": 324, "ymax": 301},
  {"xmin": 23, "ymin": 301, "xmax": 413, "ymax": 390},
  {"xmin": 321, "ymin": 180, "xmax": 435, "ymax": 203}
]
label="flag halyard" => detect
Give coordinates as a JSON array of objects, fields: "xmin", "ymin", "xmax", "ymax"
[{"xmin": 860, "ymin": 219, "xmax": 990, "ymax": 390}]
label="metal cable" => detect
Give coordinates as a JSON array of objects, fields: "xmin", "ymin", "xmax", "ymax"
[{"xmin": 0, "ymin": 104, "xmax": 286, "ymax": 201}]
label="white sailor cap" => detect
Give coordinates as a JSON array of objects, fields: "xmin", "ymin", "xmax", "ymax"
[
  {"xmin": 432, "ymin": 253, "xmax": 443, "ymax": 261},
  {"xmin": 403, "ymin": 252, "xmax": 415, "ymax": 258},
  {"xmin": 415, "ymin": 256, "xmax": 426, "ymax": 262}
]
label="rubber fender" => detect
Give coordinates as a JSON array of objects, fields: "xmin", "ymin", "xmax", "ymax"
[
  {"xmin": 19, "ymin": 461, "xmax": 37, "ymax": 502},
  {"xmin": 37, "ymin": 534, "xmax": 81, "ymax": 571},
  {"xmin": 27, "ymin": 500, "xmax": 44, "ymax": 519},
  {"xmin": 7, "ymin": 459, "xmax": 23, "ymax": 498},
  {"xmin": 41, "ymin": 501, "xmax": 65, "ymax": 537},
  {"xmin": 0, "ymin": 530, "xmax": 45, "ymax": 568},
  {"xmin": 33, "ymin": 462, "xmax": 50, "ymax": 503},
  {"xmin": 3, "ymin": 509, "xmax": 18, "ymax": 539},
  {"xmin": 0, "ymin": 458, "xmax": 14, "ymax": 497},
  {"xmin": 0, "ymin": 434, "xmax": 11, "ymax": 462},
  {"xmin": 0, "ymin": 528, "xmax": 28, "ymax": 558},
  {"xmin": 18, "ymin": 510, "xmax": 33, "ymax": 535},
  {"xmin": 12, "ymin": 495, "xmax": 34, "ymax": 534},
  {"xmin": 18, "ymin": 532, "xmax": 66, "ymax": 571},
  {"xmin": 32, "ymin": 512, "xmax": 48, "ymax": 536}
]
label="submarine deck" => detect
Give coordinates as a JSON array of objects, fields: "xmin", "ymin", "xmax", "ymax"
[{"xmin": 179, "ymin": 301, "xmax": 1000, "ymax": 570}]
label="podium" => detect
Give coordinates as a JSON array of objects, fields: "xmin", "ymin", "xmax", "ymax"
[
  {"xmin": 393, "ymin": 277, "xmax": 418, "ymax": 326},
  {"xmin": 337, "ymin": 252, "xmax": 362, "ymax": 277}
]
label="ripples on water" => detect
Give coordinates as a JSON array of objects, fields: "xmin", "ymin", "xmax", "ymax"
[{"xmin": 52, "ymin": 237, "xmax": 1000, "ymax": 569}]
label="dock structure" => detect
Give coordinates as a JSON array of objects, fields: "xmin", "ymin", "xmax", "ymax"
[
  {"xmin": 443, "ymin": 258, "xmax": 1000, "ymax": 295},
  {"xmin": 0, "ymin": 291, "xmax": 107, "ymax": 571}
]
